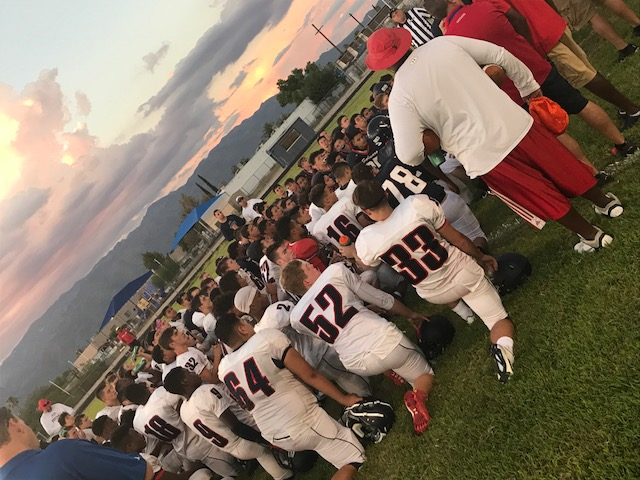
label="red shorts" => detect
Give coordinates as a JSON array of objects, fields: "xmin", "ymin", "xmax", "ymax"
[{"xmin": 481, "ymin": 122, "xmax": 596, "ymax": 221}]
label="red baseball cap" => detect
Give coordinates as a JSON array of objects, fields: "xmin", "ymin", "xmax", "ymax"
[
  {"xmin": 37, "ymin": 399, "xmax": 51, "ymax": 411},
  {"xmin": 366, "ymin": 28, "xmax": 412, "ymax": 71}
]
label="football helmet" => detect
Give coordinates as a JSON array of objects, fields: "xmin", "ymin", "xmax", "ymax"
[
  {"xmin": 341, "ymin": 397, "xmax": 395, "ymax": 443},
  {"xmin": 367, "ymin": 115, "xmax": 393, "ymax": 148},
  {"xmin": 492, "ymin": 252, "xmax": 532, "ymax": 295},
  {"xmin": 417, "ymin": 315, "xmax": 455, "ymax": 361}
]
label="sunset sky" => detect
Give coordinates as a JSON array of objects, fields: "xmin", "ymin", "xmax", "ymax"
[{"xmin": 0, "ymin": 0, "xmax": 375, "ymax": 363}]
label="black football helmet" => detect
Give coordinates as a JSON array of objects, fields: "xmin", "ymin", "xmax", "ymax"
[
  {"xmin": 372, "ymin": 81, "xmax": 392, "ymax": 97},
  {"xmin": 341, "ymin": 397, "xmax": 395, "ymax": 444},
  {"xmin": 367, "ymin": 115, "xmax": 393, "ymax": 148},
  {"xmin": 417, "ymin": 315, "xmax": 455, "ymax": 361},
  {"xmin": 271, "ymin": 448, "xmax": 318, "ymax": 473},
  {"xmin": 491, "ymin": 252, "xmax": 532, "ymax": 295}
]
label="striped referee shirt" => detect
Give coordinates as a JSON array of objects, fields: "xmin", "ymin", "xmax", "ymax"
[{"xmin": 400, "ymin": 7, "xmax": 440, "ymax": 48}]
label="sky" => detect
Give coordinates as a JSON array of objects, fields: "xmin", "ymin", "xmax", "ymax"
[{"xmin": 0, "ymin": 0, "xmax": 374, "ymax": 364}]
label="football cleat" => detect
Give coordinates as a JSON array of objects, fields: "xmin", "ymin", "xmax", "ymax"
[
  {"xmin": 403, "ymin": 390, "xmax": 430, "ymax": 435},
  {"xmin": 620, "ymin": 112, "xmax": 639, "ymax": 131},
  {"xmin": 611, "ymin": 142, "xmax": 637, "ymax": 157},
  {"xmin": 594, "ymin": 171, "xmax": 613, "ymax": 187},
  {"xmin": 490, "ymin": 344, "xmax": 514, "ymax": 383},
  {"xmin": 464, "ymin": 315, "xmax": 476, "ymax": 325},
  {"xmin": 617, "ymin": 43, "xmax": 638, "ymax": 62},
  {"xmin": 594, "ymin": 193, "xmax": 623, "ymax": 218},
  {"xmin": 574, "ymin": 227, "xmax": 613, "ymax": 253},
  {"xmin": 384, "ymin": 370, "xmax": 406, "ymax": 387}
]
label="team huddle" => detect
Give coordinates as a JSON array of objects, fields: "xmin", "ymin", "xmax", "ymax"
[{"xmin": 4, "ymin": 1, "xmax": 637, "ymax": 479}]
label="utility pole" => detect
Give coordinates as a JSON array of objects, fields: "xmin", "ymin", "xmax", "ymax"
[{"xmin": 312, "ymin": 24, "xmax": 344, "ymax": 55}]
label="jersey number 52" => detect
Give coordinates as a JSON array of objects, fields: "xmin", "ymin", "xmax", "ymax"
[{"xmin": 299, "ymin": 284, "xmax": 358, "ymax": 344}]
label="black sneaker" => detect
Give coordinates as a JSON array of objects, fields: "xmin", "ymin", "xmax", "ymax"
[
  {"xmin": 618, "ymin": 43, "xmax": 638, "ymax": 62},
  {"xmin": 611, "ymin": 142, "xmax": 638, "ymax": 157},
  {"xmin": 633, "ymin": 24, "xmax": 640, "ymax": 37},
  {"xmin": 621, "ymin": 112, "xmax": 640, "ymax": 131},
  {"xmin": 594, "ymin": 171, "xmax": 613, "ymax": 187}
]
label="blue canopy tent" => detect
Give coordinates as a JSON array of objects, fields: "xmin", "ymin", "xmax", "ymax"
[
  {"xmin": 169, "ymin": 195, "xmax": 221, "ymax": 251},
  {"xmin": 99, "ymin": 270, "xmax": 153, "ymax": 330}
]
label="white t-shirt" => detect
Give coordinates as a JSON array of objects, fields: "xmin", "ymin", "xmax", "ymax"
[
  {"xmin": 218, "ymin": 329, "xmax": 318, "ymax": 441},
  {"xmin": 176, "ymin": 347, "xmax": 212, "ymax": 375},
  {"xmin": 40, "ymin": 403, "xmax": 75, "ymax": 436},
  {"xmin": 255, "ymin": 301, "xmax": 329, "ymax": 369},
  {"xmin": 311, "ymin": 197, "xmax": 362, "ymax": 248},
  {"xmin": 133, "ymin": 387, "xmax": 217, "ymax": 461},
  {"xmin": 180, "ymin": 384, "xmax": 256, "ymax": 452},
  {"xmin": 289, "ymin": 263, "xmax": 401, "ymax": 364},
  {"xmin": 356, "ymin": 195, "xmax": 475, "ymax": 299},
  {"xmin": 242, "ymin": 199, "xmax": 264, "ymax": 221},
  {"xmin": 389, "ymin": 35, "xmax": 539, "ymax": 178}
]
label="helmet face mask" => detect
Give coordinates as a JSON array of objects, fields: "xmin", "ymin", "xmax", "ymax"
[
  {"xmin": 341, "ymin": 398, "xmax": 396, "ymax": 444},
  {"xmin": 367, "ymin": 115, "xmax": 393, "ymax": 148}
]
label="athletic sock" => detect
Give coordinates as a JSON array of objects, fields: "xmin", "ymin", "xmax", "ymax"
[
  {"xmin": 451, "ymin": 300, "xmax": 474, "ymax": 320},
  {"xmin": 496, "ymin": 336, "xmax": 514, "ymax": 356}
]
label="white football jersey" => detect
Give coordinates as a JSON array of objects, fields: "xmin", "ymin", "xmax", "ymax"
[
  {"xmin": 335, "ymin": 180, "xmax": 357, "ymax": 201},
  {"xmin": 217, "ymin": 329, "xmax": 318, "ymax": 440},
  {"xmin": 180, "ymin": 384, "xmax": 256, "ymax": 452},
  {"xmin": 192, "ymin": 311, "xmax": 206, "ymax": 329},
  {"xmin": 202, "ymin": 313, "xmax": 217, "ymax": 335},
  {"xmin": 255, "ymin": 301, "xmax": 329, "ymax": 368},
  {"xmin": 289, "ymin": 263, "xmax": 401, "ymax": 362},
  {"xmin": 311, "ymin": 197, "xmax": 362, "ymax": 248},
  {"xmin": 161, "ymin": 360, "xmax": 177, "ymax": 381},
  {"xmin": 133, "ymin": 387, "xmax": 217, "ymax": 461},
  {"xmin": 260, "ymin": 255, "xmax": 288, "ymax": 301},
  {"xmin": 176, "ymin": 347, "xmax": 212, "ymax": 376},
  {"xmin": 356, "ymin": 195, "xmax": 469, "ymax": 299}
]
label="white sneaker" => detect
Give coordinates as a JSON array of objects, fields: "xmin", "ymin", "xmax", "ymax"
[
  {"xmin": 574, "ymin": 227, "xmax": 613, "ymax": 253},
  {"xmin": 594, "ymin": 193, "xmax": 623, "ymax": 218}
]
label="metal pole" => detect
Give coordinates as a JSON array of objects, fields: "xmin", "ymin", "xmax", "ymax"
[
  {"xmin": 48, "ymin": 380, "xmax": 72, "ymax": 397},
  {"xmin": 312, "ymin": 24, "xmax": 345, "ymax": 54}
]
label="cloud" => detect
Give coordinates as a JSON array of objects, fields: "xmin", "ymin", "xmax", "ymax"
[
  {"xmin": 0, "ymin": 188, "xmax": 51, "ymax": 230},
  {"xmin": 272, "ymin": 43, "xmax": 293, "ymax": 66},
  {"xmin": 138, "ymin": 0, "xmax": 294, "ymax": 118},
  {"xmin": 229, "ymin": 70, "xmax": 248, "ymax": 89},
  {"xmin": 75, "ymin": 91, "xmax": 92, "ymax": 116},
  {"xmin": 142, "ymin": 43, "xmax": 170, "ymax": 72}
]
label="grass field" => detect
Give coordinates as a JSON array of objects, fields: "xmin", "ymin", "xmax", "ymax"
[
  {"xmin": 241, "ymin": 7, "xmax": 640, "ymax": 480},
  {"xmin": 83, "ymin": 397, "xmax": 105, "ymax": 420}
]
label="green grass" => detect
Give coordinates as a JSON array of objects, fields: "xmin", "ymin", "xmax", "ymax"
[
  {"xmin": 83, "ymin": 397, "xmax": 105, "ymax": 420},
  {"xmin": 243, "ymin": 5, "xmax": 640, "ymax": 480}
]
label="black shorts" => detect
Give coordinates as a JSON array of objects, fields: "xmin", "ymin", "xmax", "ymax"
[{"xmin": 540, "ymin": 65, "xmax": 588, "ymax": 115}]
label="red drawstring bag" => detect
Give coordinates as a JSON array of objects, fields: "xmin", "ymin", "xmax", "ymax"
[{"xmin": 529, "ymin": 96, "xmax": 569, "ymax": 136}]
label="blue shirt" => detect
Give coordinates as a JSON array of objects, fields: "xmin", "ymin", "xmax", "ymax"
[{"xmin": 0, "ymin": 440, "xmax": 147, "ymax": 480}]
